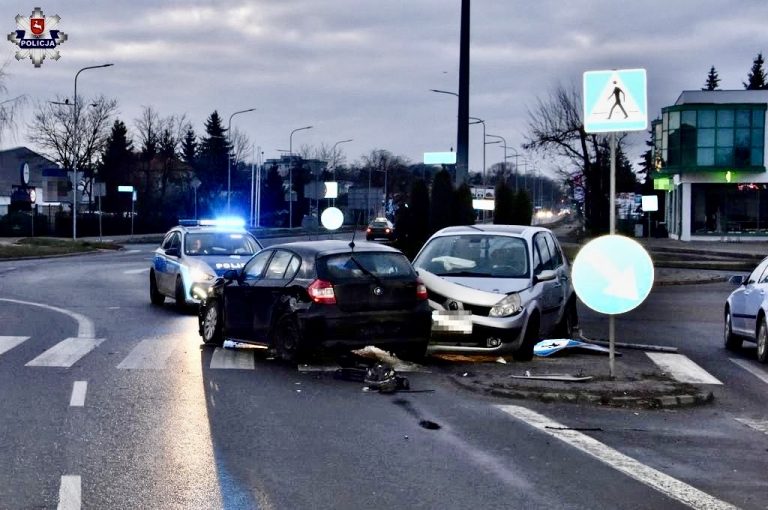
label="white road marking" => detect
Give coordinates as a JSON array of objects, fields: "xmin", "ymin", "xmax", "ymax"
[
  {"xmin": 729, "ymin": 358, "xmax": 768, "ymax": 385},
  {"xmin": 210, "ymin": 347, "xmax": 255, "ymax": 369},
  {"xmin": 123, "ymin": 268, "xmax": 149, "ymax": 275},
  {"xmin": 497, "ymin": 405, "xmax": 737, "ymax": 510},
  {"xmin": 57, "ymin": 475, "xmax": 81, "ymax": 510},
  {"xmin": 0, "ymin": 336, "xmax": 29, "ymax": 356},
  {"xmin": 124, "ymin": 249, "xmax": 141, "ymax": 254},
  {"xmin": 69, "ymin": 381, "xmax": 87, "ymax": 407},
  {"xmin": 735, "ymin": 417, "xmax": 768, "ymax": 435},
  {"xmin": 0, "ymin": 298, "xmax": 95, "ymax": 338},
  {"xmin": 26, "ymin": 338, "xmax": 104, "ymax": 368},
  {"xmin": 646, "ymin": 353, "xmax": 723, "ymax": 385},
  {"xmin": 117, "ymin": 338, "xmax": 178, "ymax": 369}
]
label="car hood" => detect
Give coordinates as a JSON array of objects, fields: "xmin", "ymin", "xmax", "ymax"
[
  {"xmin": 192, "ymin": 255, "xmax": 250, "ymax": 276},
  {"xmin": 418, "ymin": 270, "xmax": 529, "ymax": 306}
]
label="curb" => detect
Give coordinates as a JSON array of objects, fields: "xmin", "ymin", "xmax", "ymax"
[
  {"xmin": 448, "ymin": 375, "xmax": 715, "ymax": 410},
  {"xmin": 0, "ymin": 248, "xmax": 119, "ymax": 262}
]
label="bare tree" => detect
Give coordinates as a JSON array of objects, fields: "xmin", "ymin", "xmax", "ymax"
[
  {"xmin": 230, "ymin": 126, "xmax": 251, "ymax": 164},
  {"xmin": 0, "ymin": 60, "xmax": 27, "ymax": 146}
]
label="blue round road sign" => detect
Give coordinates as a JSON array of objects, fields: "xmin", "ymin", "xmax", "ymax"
[{"xmin": 571, "ymin": 235, "xmax": 654, "ymax": 315}]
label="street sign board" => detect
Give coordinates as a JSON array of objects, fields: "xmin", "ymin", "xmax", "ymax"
[
  {"xmin": 641, "ymin": 195, "xmax": 658, "ymax": 212},
  {"xmin": 571, "ymin": 235, "xmax": 654, "ymax": 315},
  {"xmin": 472, "ymin": 199, "xmax": 494, "ymax": 211},
  {"xmin": 583, "ymin": 68, "xmax": 647, "ymax": 133},
  {"xmin": 118, "ymin": 185, "xmax": 134, "ymax": 192},
  {"xmin": 424, "ymin": 152, "xmax": 457, "ymax": 165}
]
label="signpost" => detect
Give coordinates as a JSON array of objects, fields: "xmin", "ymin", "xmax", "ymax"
[
  {"xmin": 118, "ymin": 185, "xmax": 135, "ymax": 239},
  {"xmin": 582, "ymin": 68, "xmax": 649, "ymax": 377}
]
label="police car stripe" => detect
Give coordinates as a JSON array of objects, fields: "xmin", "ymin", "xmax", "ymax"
[
  {"xmin": 26, "ymin": 337, "xmax": 104, "ymax": 368},
  {"xmin": 0, "ymin": 336, "xmax": 29, "ymax": 356}
]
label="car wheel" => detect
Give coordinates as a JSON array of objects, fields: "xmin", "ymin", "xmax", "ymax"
[
  {"xmin": 149, "ymin": 271, "xmax": 165, "ymax": 305},
  {"xmin": 724, "ymin": 309, "xmax": 743, "ymax": 351},
  {"xmin": 554, "ymin": 299, "xmax": 578, "ymax": 338},
  {"xmin": 274, "ymin": 315, "xmax": 302, "ymax": 362},
  {"xmin": 201, "ymin": 301, "xmax": 223, "ymax": 346},
  {"xmin": 175, "ymin": 277, "xmax": 187, "ymax": 310},
  {"xmin": 512, "ymin": 315, "xmax": 539, "ymax": 362},
  {"xmin": 758, "ymin": 315, "xmax": 768, "ymax": 363}
]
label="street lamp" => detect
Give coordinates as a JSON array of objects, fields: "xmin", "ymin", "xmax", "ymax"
[
  {"xmin": 329, "ymin": 138, "xmax": 353, "ymax": 207},
  {"xmin": 72, "ymin": 63, "xmax": 113, "ymax": 241},
  {"xmin": 288, "ymin": 125, "xmax": 312, "ymax": 227},
  {"xmin": 469, "ymin": 117, "xmax": 486, "ymax": 186},
  {"xmin": 227, "ymin": 108, "xmax": 256, "ymax": 213}
]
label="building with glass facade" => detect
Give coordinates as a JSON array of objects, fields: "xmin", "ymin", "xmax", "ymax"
[{"xmin": 653, "ymin": 90, "xmax": 768, "ymax": 241}]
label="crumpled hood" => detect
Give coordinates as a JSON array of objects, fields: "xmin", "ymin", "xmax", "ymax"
[
  {"xmin": 418, "ymin": 270, "xmax": 529, "ymax": 306},
  {"xmin": 191, "ymin": 255, "xmax": 249, "ymax": 276}
]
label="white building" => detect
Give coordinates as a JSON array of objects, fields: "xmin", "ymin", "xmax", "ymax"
[{"xmin": 653, "ymin": 90, "xmax": 768, "ymax": 241}]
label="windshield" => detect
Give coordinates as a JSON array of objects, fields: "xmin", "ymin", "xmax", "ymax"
[
  {"xmin": 318, "ymin": 252, "xmax": 415, "ymax": 281},
  {"xmin": 184, "ymin": 232, "xmax": 260, "ymax": 256},
  {"xmin": 413, "ymin": 234, "xmax": 529, "ymax": 278}
]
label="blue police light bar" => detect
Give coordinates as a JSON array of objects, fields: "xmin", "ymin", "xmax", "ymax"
[{"xmin": 424, "ymin": 152, "xmax": 457, "ymax": 165}]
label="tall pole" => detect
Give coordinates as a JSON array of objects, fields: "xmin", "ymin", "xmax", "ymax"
[
  {"xmin": 289, "ymin": 126, "xmax": 312, "ymax": 227},
  {"xmin": 456, "ymin": 0, "xmax": 470, "ymax": 186},
  {"xmin": 250, "ymin": 145, "xmax": 255, "ymax": 227},
  {"xmin": 609, "ymin": 131, "xmax": 617, "ymax": 378},
  {"xmin": 330, "ymin": 139, "xmax": 352, "ymax": 208},
  {"xmin": 227, "ymin": 108, "xmax": 256, "ymax": 214},
  {"xmin": 72, "ymin": 63, "xmax": 113, "ymax": 240}
]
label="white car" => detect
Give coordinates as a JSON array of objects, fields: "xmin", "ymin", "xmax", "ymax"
[
  {"xmin": 150, "ymin": 219, "xmax": 262, "ymax": 309},
  {"xmin": 724, "ymin": 258, "xmax": 768, "ymax": 362},
  {"xmin": 412, "ymin": 225, "xmax": 577, "ymax": 361}
]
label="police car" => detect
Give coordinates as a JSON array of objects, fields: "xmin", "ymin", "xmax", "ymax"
[{"xmin": 149, "ymin": 219, "xmax": 262, "ymax": 308}]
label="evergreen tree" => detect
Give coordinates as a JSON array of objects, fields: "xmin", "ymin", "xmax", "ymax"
[
  {"xmin": 703, "ymin": 66, "xmax": 720, "ymax": 91},
  {"xmin": 181, "ymin": 127, "xmax": 197, "ymax": 166},
  {"xmin": 512, "ymin": 190, "xmax": 533, "ymax": 226},
  {"xmin": 407, "ymin": 179, "xmax": 431, "ymax": 258},
  {"xmin": 197, "ymin": 111, "xmax": 231, "ymax": 214},
  {"xmin": 261, "ymin": 164, "xmax": 286, "ymax": 226},
  {"xmin": 429, "ymin": 169, "xmax": 454, "ymax": 234},
  {"xmin": 98, "ymin": 119, "xmax": 134, "ymax": 213},
  {"xmin": 744, "ymin": 53, "xmax": 768, "ymax": 90},
  {"xmin": 493, "ymin": 181, "xmax": 515, "ymax": 224},
  {"xmin": 452, "ymin": 183, "xmax": 476, "ymax": 225}
]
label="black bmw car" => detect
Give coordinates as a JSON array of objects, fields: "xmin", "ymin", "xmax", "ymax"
[{"xmin": 198, "ymin": 240, "xmax": 432, "ymax": 361}]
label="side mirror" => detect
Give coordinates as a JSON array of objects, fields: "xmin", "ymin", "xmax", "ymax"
[
  {"xmin": 728, "ymin": 275, "xmax": 746, "ymax": 286},
  {"xmin": 535, "ymin": 269, "xmax": 557, "ymax": 283},
  {"xmin": 165, "ymin": 247, "xmax": 180, "ymax": 258},
  {"xmin": 223, "ymin": 269, "xmax": 240, "ymax": 281}
]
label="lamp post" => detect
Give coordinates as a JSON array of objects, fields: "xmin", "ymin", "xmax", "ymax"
[
  {"xmin": 469, "ymin": 117, "xmax": 486, "ymax": 187},
  {"xmin": 227, "ymin": 108, "xmax": 256, "ymax": 213},
  {"xmin": 486, "ymin": 133, "xmax": 510, "ymax": 188},
  {"xmin": 72, "ymin": 63, "xmax": 113, "ymax": 240},
  {"xmin": 288, "ymin": 125, "xmax": 312, "ymax": 227},
  {"xmin": 329, "ymin": 138, "xmax": 352, "ymax": 207}
]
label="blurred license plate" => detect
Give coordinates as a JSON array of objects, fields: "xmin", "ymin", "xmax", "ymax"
[{"xmin": 432, "ymin": 310, "xmax": 472, "ymax": 334}]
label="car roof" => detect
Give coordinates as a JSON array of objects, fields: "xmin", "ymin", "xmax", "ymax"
[
  {"xmin": 266, "ymin": 240, "xmax": 402, "ymax": 257},
  {"xmin": 431, "ymin": 224, "xmax": 552, "ymax": 238}
]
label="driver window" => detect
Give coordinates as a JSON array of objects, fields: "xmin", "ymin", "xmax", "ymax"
[
  {"xmin": 244, "ymin": 250, "xmax": 272, "ymax": 280},
  {"xmin": 265, "ymin": 251, "xmax": 293, "ymax": 280},
  {"xmin": 755, "ymin": 259, "xmax": 768, "ymax": 284},
  {"xmin": 534, "ymin": 235, "xmax": 552, "ymax": 272}
]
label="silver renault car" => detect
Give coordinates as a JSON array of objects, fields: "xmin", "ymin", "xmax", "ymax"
[
  {"xmin": 724, "ymin": 257, "xmax": 768, "ymax": 362},
  {"xmin": 412, "ymin": 225, "xmax": 577, "ymax": 361}
]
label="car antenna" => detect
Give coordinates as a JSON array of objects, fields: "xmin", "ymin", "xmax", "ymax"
[{"xmin": 349, "ymin": 213, "xmax": 360, "ymax": 250}]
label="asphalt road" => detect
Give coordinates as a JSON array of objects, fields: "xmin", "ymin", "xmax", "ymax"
[{"xmin": 0, "ymin": 243, "xmax": 766, "ymax": 509}]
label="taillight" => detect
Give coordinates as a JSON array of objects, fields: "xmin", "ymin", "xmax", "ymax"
[
  {"xmin": 416, "ymin": 278, "xmax": 428, "ymax": 300},
  {"xmin": 308, "ymin": 279, "xmax": 336, "ymax": 304}
]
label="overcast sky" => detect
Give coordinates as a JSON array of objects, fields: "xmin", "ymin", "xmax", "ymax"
[{"xmin": 3, "ymin": 0, "xmax": 768, "ymax": 179}]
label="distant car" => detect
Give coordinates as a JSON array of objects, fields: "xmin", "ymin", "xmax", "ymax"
[
  {"xmin": 198, "ymin": 240, "xmax": 432, "ymax": 361},
  {"xmin": 724, "ymin": 259, "xmax": 768, "ymax": 362},
  {"xmin": 411, "ymin": 225, "xmax": 577, "ymax": 361},
  {"xmin": 150, "ymin": 219, "xmax": 262, "ymax": 308},
  {"xmin": 366, "ymin": 217, "xmax": 395, "ymax": 241}
]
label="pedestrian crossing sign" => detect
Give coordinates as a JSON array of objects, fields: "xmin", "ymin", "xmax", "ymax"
[{"xmin": 583, "ymin": 68, "xmax": 647, "ymax": 133}]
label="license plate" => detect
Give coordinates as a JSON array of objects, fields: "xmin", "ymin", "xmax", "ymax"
[{"xmin": 432, "ymin": 310, "xmax": 473, "ymax": 335}]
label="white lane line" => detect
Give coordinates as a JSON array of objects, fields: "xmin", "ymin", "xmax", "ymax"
[
  {"xmin": 497, "ymin": 405, "xmax": 737, "ymax": 510},
  {"xmin": 57, "ymin": 475, "xmax": 81, "ymax": 510},
  {"xmin": 69, "ymin": 381, "xmax": 87, "ymax": 407},
  {"xmin": 26, "ymin": 338, "xmax": 104, "ymax": 368},
  {"xmin": 123, "ymin": 268, "xmax": 149, "ymax": 275},
  {"xmin": 0, "ymin": 336, "xmax": 29, "ymax": 356},
  {"xmin": 124, "ymin": 249, "xmax": 141, "ymax": 254},
  {"xmin": 646, "ymin": 353, "xmax": 723, "ymax": 385},
  {"xmin": 0, "ymin": 298, "xmax": 95, "ymax": 338},
  {"xmin": 729, "ymin": 358, "xmax": 768, "ymax": 385},
  {"xmin": 117, "ymin": 338, "xmax": 177, "ymax": 369},
  {"xmin": 210, "ymin": 347, "xmax": 255, "ymax": 369},
  {"xmin": 735, "ymin": 417, "xmax": 768, "ymax": 435}
]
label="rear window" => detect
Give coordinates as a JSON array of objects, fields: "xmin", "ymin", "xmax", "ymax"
[{"xmin": 318, "ymin": 252, "xmax": 415, "ymax": 281}]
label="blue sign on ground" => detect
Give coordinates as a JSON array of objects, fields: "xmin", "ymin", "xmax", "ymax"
[
  {"xmin": 571, "ymin": 234, "xmax": 654, "ymax": 315},
  {"xmin": 583, "ymin": 69, "xmax": 647, "ymax": 133}
]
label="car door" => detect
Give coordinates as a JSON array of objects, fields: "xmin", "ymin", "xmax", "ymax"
[
  {"xmin": 532, "ymin": 233, "xmax": 560, "ymax": 333},
  {"xmin": 738, "ymin": 259, "xmax": 768, "ymax": 336},
  {"xmin": 154, "ymin": 231, "xmax": 180, "ymax": 294},
  {"xmin": 250, "ymin": 250, "xmax": 302, "ymax": 340},
  {"xmin": 223, "ymin": 249, "xmax": 273, "ymax": 341},
  {"xmin": 544, "ymin": 232, "xmax": 569, "ymax": 320}
]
